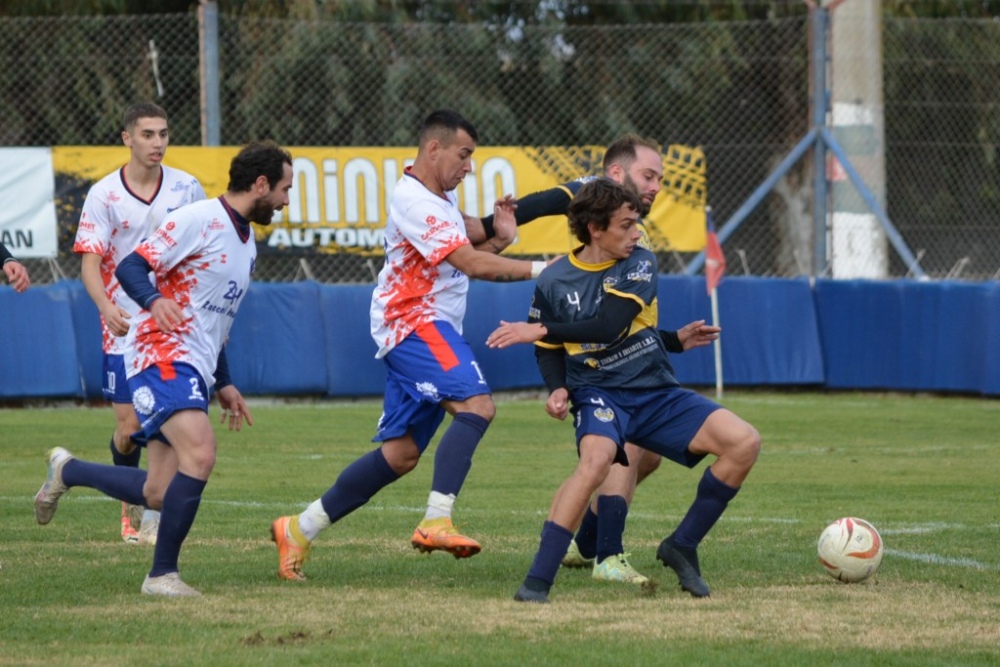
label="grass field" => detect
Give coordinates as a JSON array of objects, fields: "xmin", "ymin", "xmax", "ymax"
[{"xmin": 2, "ymin": 392, "xmax": 998, "ymax": 666}]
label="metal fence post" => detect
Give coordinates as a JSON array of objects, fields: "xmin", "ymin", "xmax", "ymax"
[
  {"xmin": 811, "ymin": 6, "xmax": 829, "ymax": 277},
  {"xmin": 198, "ymin": 0, "xmax": 221, "ymax": 146}
]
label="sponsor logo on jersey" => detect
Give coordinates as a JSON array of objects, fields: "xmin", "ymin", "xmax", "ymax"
[{"xmin": 154, "ymin": 227, "xmax": 177, "ymax": 248}]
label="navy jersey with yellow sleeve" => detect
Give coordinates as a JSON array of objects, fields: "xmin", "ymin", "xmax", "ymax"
[
  {"xmin": 529, "ymin": 246, "xmax": 678, "ymax": 391},
  {"xmin": 482, "ymin": 176, "xmax": 653, "ymax": 249}
]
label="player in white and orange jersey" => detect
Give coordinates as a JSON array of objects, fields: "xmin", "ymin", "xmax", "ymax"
[
  {"xmin": 73, "ymin": 101, "xmax": 206, "ymax": 546},
  {"xmin": 270, "ymin": 109, "xmax": 546, "ymax": 582},
  {"xmin": 36, "ymin": 141, "xmax": 294, "ymax": 597}
]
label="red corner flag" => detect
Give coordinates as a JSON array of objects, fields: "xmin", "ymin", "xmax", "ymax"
[{"xmin": 705, "ymin": 207, "xmax": 726, "ymax": 295}]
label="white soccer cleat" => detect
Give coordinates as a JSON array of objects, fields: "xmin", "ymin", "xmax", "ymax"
[
  {"xmin": 592, "ymin": 553, "xmax": 650, "ymax": 585},
  {"xmin": 138, "ymin": 510, "xmax": 160, "ymax": 547},
  {"xmin": 35, "ymin": 447, "xmax": 73, "ymax": 525},
  {"xmin": 561, "ymin": 539, "xmax": 595, "ymax": 569},
  {"xmin": 141, "ymin": 573, "xmax": 201, "ymax": 597}
]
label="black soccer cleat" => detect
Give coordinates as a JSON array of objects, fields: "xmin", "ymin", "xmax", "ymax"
[
  {"xmin": 656, "ymin": 536, "xmax": 711, "ymax": 598},
  {"xmin": 513, "ymin": 584, "xmax": 551, "ymax": 604}
]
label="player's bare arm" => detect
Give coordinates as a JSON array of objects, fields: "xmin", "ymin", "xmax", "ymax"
[
  {"xmin": 486, "ymin": 320, "xmax": 547, "ymax": 348},
  {"xmin": 80, "ymin": 252, "xmax": 130, "ymax": 336}
]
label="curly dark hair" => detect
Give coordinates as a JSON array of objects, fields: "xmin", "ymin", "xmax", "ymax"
[
  {"xmin": 227, "ymin": 141, "xmax": 293, "ymax": 192},
  {"xmin": 567, "ymin": 178, "xmax": 643, "ymax": 245}
]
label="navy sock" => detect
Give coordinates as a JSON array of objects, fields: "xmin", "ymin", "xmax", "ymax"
[
  {"xmin": 574, "ymin": 505, "xmax": 599, "ymax": 559},
  {"xmin": 525, "ymin": 521, "xmax": 574, "ymax": 588},
  {"xmin": 320, "ymin": 448, "xmax": 400, "ymax": 524},
  {"xmin": 672, "ymin": 467, "xmax": 739, "ymax": 549},
  {"xmin": 61, "ymin": 459, "xmax": 147, "ymax": 506},
  {"xmin": 109, "ymin": 436, "xmax": 141, "ymax": 468},
  {"xmin": 431, "ymin": 412, "xmax": 489, "ymax": 496},
  {"xmin": 149, "ymin": 472, "xmax": 206, "ymax": 577},
  {"xmin": 595, "ymin": 495, "xmax": 628, "ymax": 563}
]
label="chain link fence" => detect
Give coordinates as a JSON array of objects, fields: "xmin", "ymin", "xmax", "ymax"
[{"xmin": 2, "ymin": 12, "xmax": 998, "ymax": 283}]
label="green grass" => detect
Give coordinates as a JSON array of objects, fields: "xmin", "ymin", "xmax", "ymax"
[{"xmin": 2, "ymin": 392, "xmax": 998, "ymax": 666}]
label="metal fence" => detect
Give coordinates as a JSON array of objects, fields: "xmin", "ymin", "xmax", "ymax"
[{"xmin": 2, "ymin": 12, "xmax": 999, "ymax": 283}]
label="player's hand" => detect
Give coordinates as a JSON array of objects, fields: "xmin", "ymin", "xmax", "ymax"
[
  {"xmin": 491, "ymin": 194, "xmax": 518, "ymax": 247},
  {"xmin": 149, "ymin": 298, "xmax": 185, "ymax": 333},
  {"xmin": 677, "ymin": 319, "xmax": 720, "ymax": 350},
  {"xmin": 486, "ymin": 320, "xmax": 546, "ymax": 349},
  {"xmin": 3, "ymin": 261, "xmax": 30, "ymax": 293},
  {"xmin": 545, "ymin": 388, "xmax": 569, "ymax": 420},
  {"xmin": 101, "ymin": 305, "xmax": 132, "ymax": 337},
  {"xmin": 217, "ymin": 385, "xmax": 253, "ymax": 431}
]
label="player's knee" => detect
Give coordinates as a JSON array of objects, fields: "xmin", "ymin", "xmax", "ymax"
[
  {"xmin": 382, "ymin": 440, "xmax": 420, "ymax": 475},
  {"xmin": 731, "ymin": 423, "xmax": 761, "ymax": 470},
  {"xmin": 577, "ymin": 449, "xmax": 615, "ymax": 488},
  {"xmin": 636, "ymin": 453, "xmax": 662, "ymax": 483},
  {"xmin": 464, "ymin": 395, "xmax": 496, "ymax": 423},
  {"xmin": 143, "ymin": 484, "xmax": 165, "ymax": 509}
]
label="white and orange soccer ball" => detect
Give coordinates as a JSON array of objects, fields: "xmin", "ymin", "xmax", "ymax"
[{"xmin": 817, "ymin": 517, "xmax": 884, "ymax": 583}]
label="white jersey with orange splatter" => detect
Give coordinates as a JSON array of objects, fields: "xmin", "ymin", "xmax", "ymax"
[
  {"xmin": 73, "ymin": 165, "xmax": 206, "ymax": 355},
  {"xmin": 369, "ymin": 169, "xmax": 471, "ymax": 359},
  {"xmin": 125, "ymin": 197, "xmax": 256, "ymax": 387}
]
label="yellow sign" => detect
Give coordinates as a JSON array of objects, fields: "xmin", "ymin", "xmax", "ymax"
[{"xmin": 53, "ymin": 144, "xmax": 707, "ymax": 255}]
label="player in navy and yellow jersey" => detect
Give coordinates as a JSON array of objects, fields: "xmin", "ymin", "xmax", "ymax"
[
  {"xmin": 487, "ymin": 179, "xmax": 760, "ymax": 603},
  {"xmin": 478, "ymin": 134, "xmax": 720, "ymax": 584}
]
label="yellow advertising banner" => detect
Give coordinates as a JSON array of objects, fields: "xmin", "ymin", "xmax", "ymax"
[{"xmin": 53, "ymin": 144, "xmax": 706, "ymax": 255}]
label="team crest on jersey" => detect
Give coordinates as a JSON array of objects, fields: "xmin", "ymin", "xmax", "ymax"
[
  {"xmin": 415, "ymin": 381, "xmax": 440, "ymax": 401},
  {"xmin": 585, "ymin": 358, "xmax": 600, "ymax": 369},
  {"xmin": 603, "ymin": 276, "xmax": 618, "ymax": 289},
  {"xmin": 132, "ymin": 386, "xmax": 156, "ymax": 415},
  {"xmin": 593, "ymin": 407, "xmax": 615, "ymax": 423}
]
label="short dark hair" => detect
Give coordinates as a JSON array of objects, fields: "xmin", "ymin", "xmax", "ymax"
[
  {"xmin": 227, "ymin": 141, "xmax": 293, "ymax": 192},
  {"xmin": 417, "ymin": 109, "xmax": 478, "ymax": 146},
  {"xmin": 602, "ymin": 133, "xmax": 661, "ymax": 173},
  {"xmin": 123, "ymin": 102, "xmax": 168, "ymax": 132},
  {"xmin": 567, "ymin": 178, "xmax": 642, "ymax": 245}
]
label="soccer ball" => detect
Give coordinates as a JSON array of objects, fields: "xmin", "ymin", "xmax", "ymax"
[{"xmin": 817, "ymin": 517, "xmax": 884, "ymax": 583}]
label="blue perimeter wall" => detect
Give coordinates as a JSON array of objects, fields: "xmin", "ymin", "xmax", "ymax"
[{"xmin": 2, "ymin": 276, "xmax": 999, "ymax": 399}]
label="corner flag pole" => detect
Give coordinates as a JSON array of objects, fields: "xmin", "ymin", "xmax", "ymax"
[
  {"xmin": 710, "ymin": 284, "xmax": 723, "ymax": 400},
  {"xmin": 704, "ymin": 206, "xmax": 727, "ymax": 401}
]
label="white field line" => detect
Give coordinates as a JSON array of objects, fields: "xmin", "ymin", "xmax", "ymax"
[
  {"xmin": 6, "ymin": 495, "xmax": 997, "ymax": 570},
  {"xmin": 884, "ymin": 549, "xmax": 999, "ymax": 571}
]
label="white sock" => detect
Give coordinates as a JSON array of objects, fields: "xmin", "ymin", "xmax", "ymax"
[
  {"xmin": 297, "ymin": 500, "xmax": 331, "ymax": 542},
  {"xmin": 142, "ymin": 509, "xmax": 159, "ymax": 524},
  {"xmin": 423, "ymin": 491, "xmax": 456, "ymax": 521}
]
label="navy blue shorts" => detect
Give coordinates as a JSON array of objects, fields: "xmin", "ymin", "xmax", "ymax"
[
  {"xmin": 570, "ymin": 385, "xmax": 720, "ymax": 468},
  {"xmin": 373, "ymin": 321, "xmax": 490, "ymax": 451},
  {"xmin": 102, "ymin": 353, "xmax": 131, "ymax": 404},
  {"xmin": 127, "ymin": 361, "xmax": 209, "ymax": 446}
]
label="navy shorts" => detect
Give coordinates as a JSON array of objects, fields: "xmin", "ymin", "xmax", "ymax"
[
  {"xmin": 570, "ymin": 385, "xmax": 720, "ymax": 468},
  {"xmin": 102, "ymin": 353, "xmax": 132, "ymax": 404},
  {"xmin": 374, "ymin": 321, "xmax": 490, "ymax": 452},
  {"xmin": 127, "ymin": 361, "xmax": 210, "ymax": 446}
]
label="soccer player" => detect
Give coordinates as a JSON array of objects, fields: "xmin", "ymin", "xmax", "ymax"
[
  {"xmin": 479, "ymin": 134, "xmax": 720, "ymax": 584},
  {"xmin": 269, "ymin": 109, "xmax": 548, "ymax": 581},
  {"xmin": 1, "ymin": 241, "xmax": 30, "ymax": 292},
  {"xmin": 73, "ymin": 102, "xmax": 206, "ymax": 546},
  {"xmin": 486, "ymin": 178, "xmax": 760, "ymax": 603},
  {"xmin": 34, "ymin": 141, "xmax": 294, "ymax": 597}
]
